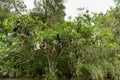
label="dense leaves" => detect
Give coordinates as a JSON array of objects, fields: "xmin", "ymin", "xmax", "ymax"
[
  {"xmin": 31, "ymin": 0, "xmax": 65, "ymax": 26},
  {"xmin": 0, "ymin": 1, "xmax": 120, "ymax": 80}
]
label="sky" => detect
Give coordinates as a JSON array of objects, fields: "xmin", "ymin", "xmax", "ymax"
[{"xmin": 24, "ymin": 0, "xmax": 115, "ymax": 20}]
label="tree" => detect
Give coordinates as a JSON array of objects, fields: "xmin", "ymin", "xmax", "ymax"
[
  {"xmin": 0, "ymin": 0, "xmax": 26, "ymax": 15},
  {"xmin": 0, "ymin": 0, "xmax": 26, "ymax": 31},
  {"xmin": 0, "ymin": 7, "xmax": 10, "ymax": 23},
  {"xmin": 0, "ymin": 1, "xmax": 10, "ymax": 30},
  {"xmin": 30, "ymin": 0, "xmax": 66, "ymax": 26},
  {"xmin": 114, "ymin": 0, "xmax": 120, "ymax": 5}
]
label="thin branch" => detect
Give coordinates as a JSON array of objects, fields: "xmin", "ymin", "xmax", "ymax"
[{"xmin": 12, "ymin": 0, "xmax": 22, "ymax": 15}]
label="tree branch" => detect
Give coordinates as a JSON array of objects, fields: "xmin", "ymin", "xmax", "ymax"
[{"xmin": 12, "ymin": 0, "xmax": 22, "ymax": 15}]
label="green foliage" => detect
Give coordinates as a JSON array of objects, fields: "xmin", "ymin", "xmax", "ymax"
[
  {"xmin": 31, "ymin": 0, "xmax": 65, "ymax": 26},
  {"xmin": 0, "ymin": 5, "xmax": 120, "ymax": 80},
  {"xmin": 0, "ymin": 0, "xmax": 26, "ymax": 15}
]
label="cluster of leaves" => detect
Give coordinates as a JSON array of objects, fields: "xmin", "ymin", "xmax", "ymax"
[{"xmin": 0, "ymin": 7, "xmax": 120, "ymax": 80}]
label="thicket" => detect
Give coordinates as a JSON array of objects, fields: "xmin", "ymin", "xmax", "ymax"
[{"xmin": 0, "ymin": 7, "xmax": 120, "ymax": 80}]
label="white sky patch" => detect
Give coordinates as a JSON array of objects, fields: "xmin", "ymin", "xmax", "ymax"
[
  {"xmin": 24, "ymin": 0, "xmax": 34, "ymax": 9},
  {"xmin": 65, "ymin": 0, "xmax": 115, "ymax": 20},
  {"xmin": 24, "ymin": 0, "xmax": 115, "ymax": 20}
]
